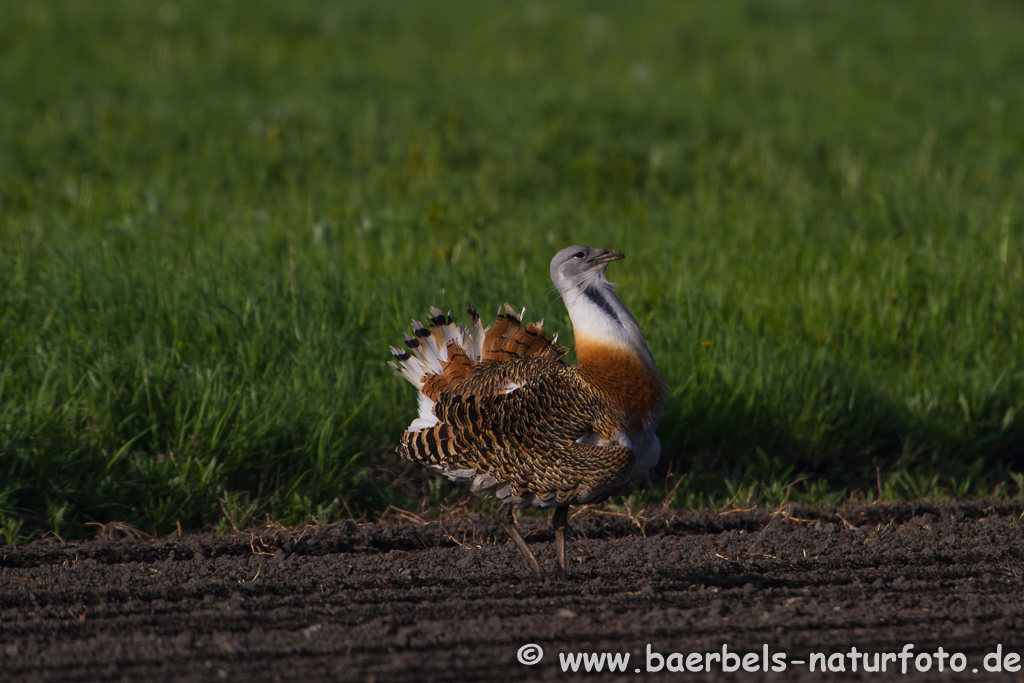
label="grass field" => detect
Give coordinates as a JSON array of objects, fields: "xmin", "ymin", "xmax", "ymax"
[{"xmin": 2, "ymin": 0, "xmax": 1023, "ymax": 543}]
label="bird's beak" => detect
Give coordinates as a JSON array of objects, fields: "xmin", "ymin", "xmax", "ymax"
[{"xmin": 589, "ymin": 249, "xmax": 625, "ymax": 266}]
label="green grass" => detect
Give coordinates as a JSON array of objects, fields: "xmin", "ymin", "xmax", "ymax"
[{"xmin": 2, "ymin": 0, "xmax": 1023, "ymax": 543}]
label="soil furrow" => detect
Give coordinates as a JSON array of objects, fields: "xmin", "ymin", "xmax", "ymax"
[{"xmin": 3, "ymin": 502, "xmax": 1023, "ymax": 682}]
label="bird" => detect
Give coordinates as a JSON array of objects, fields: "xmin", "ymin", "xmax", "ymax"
[{"xmin": 387, "ymin": 245, "xmax": 666, "ymax": 579}]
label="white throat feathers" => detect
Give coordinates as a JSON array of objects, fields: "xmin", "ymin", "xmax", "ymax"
[{"xmin": 549, "ymin": 246, "xmax": 657, "ymax": 368}]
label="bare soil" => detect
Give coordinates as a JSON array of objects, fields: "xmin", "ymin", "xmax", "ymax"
[{"xmin": 3, "ymin": 501, "xmax": 1024, "ymax": 682}]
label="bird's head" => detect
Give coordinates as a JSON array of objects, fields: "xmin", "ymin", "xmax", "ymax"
[{"xmin": 549, "ymin": 245, "xmax": 625, "ymax": 295}]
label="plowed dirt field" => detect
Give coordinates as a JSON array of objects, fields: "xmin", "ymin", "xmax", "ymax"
[{"xmin": 3, "ymin": 501, "xmax": 1024, "ymax": 682}]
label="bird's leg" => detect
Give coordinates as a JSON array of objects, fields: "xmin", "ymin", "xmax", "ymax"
[
  {"xmin": 552, "ymin": 506, "xmax": 570, "ymax": 580},
  {"xmin": 496, "ymin": 502, "xmax": 547, "ymax": 581}
]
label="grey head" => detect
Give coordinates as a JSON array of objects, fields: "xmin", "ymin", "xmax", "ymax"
[
  {"xmin": 549, "ymin": 244, "xmax": 648, "ymax": 349},
  {"xmin": 549, "ymin": 245, "xmax": 624, "ymax": 296}
]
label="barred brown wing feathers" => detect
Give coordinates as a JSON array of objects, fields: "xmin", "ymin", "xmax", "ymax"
[
  {"xmin": 399, "ymin": 423, "xmax": 469, "ymax": 468},
  {"xmin": 523, "ymin": 442, "xmax": 635, "ymax": 504},
  {"xmin": 399, "ymin": 358, "xmax": 580, "ymax": 472},
  {"xmin": 400, "ymin": 364, "xmax": 634, "ymax": 505},
  {"xmin": 421, "ymin": 341, "xmax": 474, "ymax": 401},
  {"xmin": 389, "ymin": 303, "xmax": 566, "ymax": 399},
  {"xmin": 481, "ymin": 304, "xmax": 520, "ymax": 362},
  {"xmin": 411, "ymin": 362, "xmax": 585, "ymax": 465},
  {"xmin": 464, "ymin": 440, "xmax": 633, "ymax": 505}
]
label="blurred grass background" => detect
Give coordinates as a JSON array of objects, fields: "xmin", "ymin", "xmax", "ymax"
[{"xmin": 1, "ymin": 0, "xmax": 1023, "ymax": 542}]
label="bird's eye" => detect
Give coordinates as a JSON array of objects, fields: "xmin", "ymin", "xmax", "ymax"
[{"xmin": 573, "ymin": 251, "xmax": 585, "ymax": 259}]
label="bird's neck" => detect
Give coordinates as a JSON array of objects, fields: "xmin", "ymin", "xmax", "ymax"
[
  {"xmin": 564, "ymin": 282, "xmax": 666, "ymax": 434},
  {"xmin": 563, "ymin": 281, "xmax": 647, "ymax": 355}
]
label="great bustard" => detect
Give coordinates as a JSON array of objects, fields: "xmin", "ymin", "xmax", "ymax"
[{"xmin": 388, "ymin": 246, "xmax": 666, "ymax": 579}]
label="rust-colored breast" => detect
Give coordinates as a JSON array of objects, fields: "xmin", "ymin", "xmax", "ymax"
[{"xmin": 575, "ymin": 337, "xmax": 666, "ymax": 436}]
